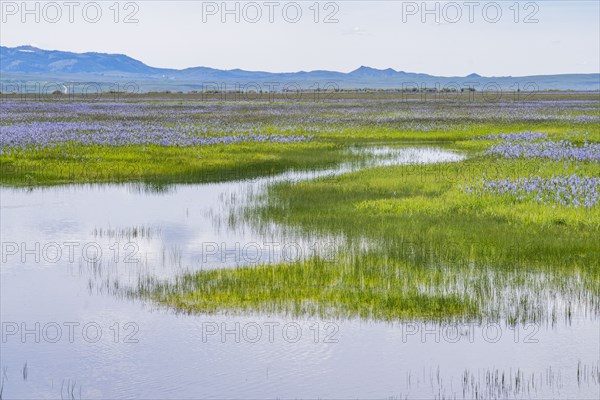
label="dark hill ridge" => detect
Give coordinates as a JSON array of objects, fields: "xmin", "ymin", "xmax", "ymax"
[
  {"xmin": 1, "ymin": 45, "xmax": 598, "ymax": 91},
  {"xmin": 0, "ymin": 45, "xmax": 173, "ymax": 75}
]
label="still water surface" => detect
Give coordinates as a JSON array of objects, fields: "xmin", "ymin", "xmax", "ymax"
[{"xmin": 1, "ymin": 147, "xmax": 598, "ymax": 399}]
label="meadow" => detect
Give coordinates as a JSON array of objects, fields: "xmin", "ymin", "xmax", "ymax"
[{"xmin": 2, "ymin": 91, "xmax": 599, "ymax": 324}]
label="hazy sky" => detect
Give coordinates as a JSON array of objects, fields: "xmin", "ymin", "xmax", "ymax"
[{"xmin": 1, "ymin": 1, "xmax": 598, "ymax": 76}]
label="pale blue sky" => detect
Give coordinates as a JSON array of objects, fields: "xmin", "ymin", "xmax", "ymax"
[{"xmin": 1, "ymin": 1, "xmax": 598, "ymax": 76}]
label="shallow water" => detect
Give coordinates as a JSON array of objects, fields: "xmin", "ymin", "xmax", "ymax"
[{"xmin": 1, "ymin": 147, "xmax": 598, "ymax": 399}]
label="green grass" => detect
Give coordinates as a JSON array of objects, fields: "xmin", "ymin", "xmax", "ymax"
[
  {"xmin": 3, "ymin": 93, "xmax": 599, "ymax": 322},
  {"xmin": 141, "ymin": 138, "xmax": 600, "ymax": 323},
  {"xmin": 3, "ymin": 92, "xmax": 599, "ymax": 187},
  {"xmin": 3, "ymin": 120, "xmax": 597, "ymax": 187},
  {"xmin": 139, "ymin": 255, "xmax": 480, "ymax": 321},
  {"xmin": 0, "ymin": 141, "xmax": 350, "ymax": 187}
]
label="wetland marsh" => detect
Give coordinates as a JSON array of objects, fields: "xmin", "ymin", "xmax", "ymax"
[{"xmin": 1, "ymin": 92, "xmax": 599, "ymax": 398}]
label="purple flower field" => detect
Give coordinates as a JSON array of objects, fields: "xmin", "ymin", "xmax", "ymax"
[
  {"xmin": 465, "ymin": 132, "xmax": 600, "ymax": 208},
  {"xmin": 0, "ymin": 120, "xmax": 313, "ymax": 152},
  {"xmin": 487, "ymin": 139, "xmax": 600, "ymax": 162},
  {"xmin": 464, "ymin": 175, "xmax": 600, "ymax": 209},
  {"xmin": 477, "ymin": 132, "xmax": 549, "ymax": 141},
  {"xmin": 0, "ymin": 102, "xmax": 321, "ymax": 152},
  {"xmin": 2, "ymin": 97, "xmax": 599, "ymax": 153},
  {"xmin": 479, "ymin": 131, "xmax": 600, "ymax": 162}
]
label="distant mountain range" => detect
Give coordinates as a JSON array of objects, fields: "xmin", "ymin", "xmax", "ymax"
[{"xmin": 1, "ymin": 45, "xmax": 599, "ymax": 92}]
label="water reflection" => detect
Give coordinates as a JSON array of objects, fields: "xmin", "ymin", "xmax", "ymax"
[{"xmin": 1, "ymin": 146, "xmax": 598, "ymax": 399}]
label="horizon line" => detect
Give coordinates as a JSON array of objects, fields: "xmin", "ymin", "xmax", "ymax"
[{"xmin": 2, "ymin": 44, "xmax": 599, "ymax": 79}]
